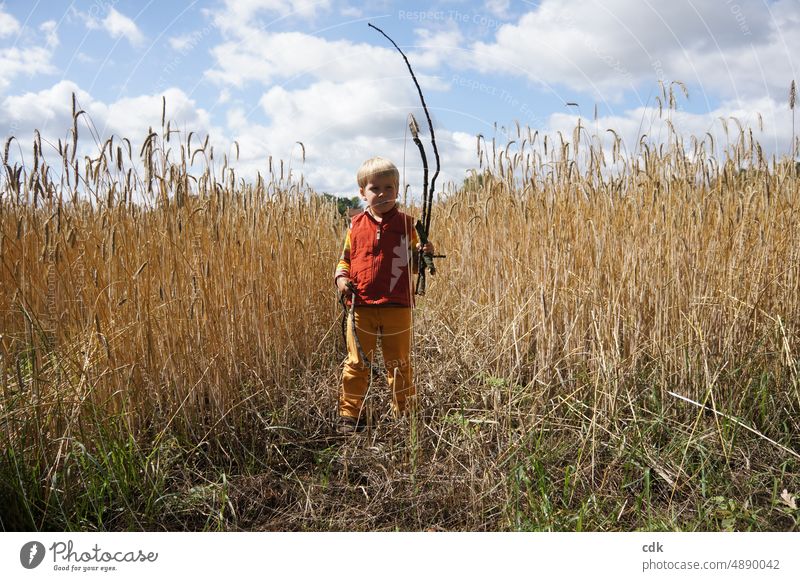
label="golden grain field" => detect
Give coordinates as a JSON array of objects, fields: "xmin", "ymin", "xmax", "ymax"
[{"xmin": 1, "ymin": 95, "xmax": 799, "ymax": 531}]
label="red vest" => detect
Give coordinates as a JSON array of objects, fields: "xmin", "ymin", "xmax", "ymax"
[{"xmin": 349, "ymin": 207, "xmax": 415, "ymax": 306}]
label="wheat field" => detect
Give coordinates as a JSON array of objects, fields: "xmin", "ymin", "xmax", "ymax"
[{"xmin": 1, "ymin": 93, "xmax": 799, "ymax": 531}]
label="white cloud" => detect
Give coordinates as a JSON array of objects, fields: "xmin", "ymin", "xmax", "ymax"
[
  {"xmin": 206, "ymin": 75, "xmax": 470, "ymax": 193},
  {"xmin": 1, "ymin": 81, "xmax": 217, "ymax": 170},
  {"xmin": 340, "ymin": 5, "xmax": 364, "ymax": 19},
  {"xmin": 101, "ymin": 7, "xmax": 145, "ymax": 47},
  {"xmin": 5, "ymin": 0, "xmax": 793, "ymax": 201},
  {"xmin": 0, "ymin": 45, "xmax": 56, "ymax": 94},
  {"xmin": 469, "ymin": 0, "xmax": 798, "ymax": 104},
  {"xmin": 198, "ymin": 0, "xmax": 464, "ymax": 191},
  {"xmin": 224, "ymin": 109, "xmax": 475, "ymax": 196},
  {"xmin": 205, "ymin": 28, "xmax": 442, "ymax": 89},
  {"xmin": 0, "ymin": 5, "xmax": 20, "ymax": 38},
  {"xmin": 2, "ymin": 80, "xmax": 83, "ymax": 129},
  {"xmin": 243, "ymin": 78, "xmax": 417, "ymax": 190},
  {"xmin": 198, "ymin": 0, "xmax": 476, "ymax": 193},
  {"xmin": 0, "ymin": 11, "xmax": 59, "ymax": 95},
  {"xmin": 1, "ymin": 81, "xmax": 790, "ymax": 200},
  {"xmin": 484, "ymin": 0, "xmax": 511, "ymax": 19},
  {"xmin": 76, "ymin": 52, "xmax": 96, "ymax": 64},
  {"xmin": 168, "ymin": 28, "xmax": 212, "ymax": 54},
  {"xmin": 98, "ymin": 88, "xmax": 213, "ymax": 140},
  {"xmin": 205, "ymin": 0, "xmax": 461, "ymax": 92},
  {"xmin": 226, "ymin": 106, "xmax": 249, "ymax": 132},
  {"xmin": 0, "ymin": 80, "xmax": 232, "ymax": 207},
  {"xmin": 258, "ymin": 79, "xmax": 411, "ymax": 139},
  {"xmin": 411, "ymin": 25, "xmax": 466, "ymax": 69},
  {"xmin": 168, "ymin": 34, "xmax": 195, "ymax": 53},
  {"xmin": 40, "ymin": 20, "xmax": 59, "ymax": 48},
  {"xmin": 214, "ymin": 0, "xmax": 332, "ymax": 30},
  {"xmin": 542, "ymin": 93, "xmax": 794, "ymax": 173}
]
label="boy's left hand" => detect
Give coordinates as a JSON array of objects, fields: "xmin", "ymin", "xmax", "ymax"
[{"xmin": 416, "ymin": 241, "xmax": 435, "ymax": 254}]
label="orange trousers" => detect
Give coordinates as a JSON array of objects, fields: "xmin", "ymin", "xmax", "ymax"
[{"xmin": 340, "ymin": 306, "xmax": 414, "ymax": 419}]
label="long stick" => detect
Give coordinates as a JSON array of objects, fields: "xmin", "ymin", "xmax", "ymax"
[
  {"xmin": 368, "ymin": 23, "xmax": 441, "ymax": 198},
  {"xmin": 369, "ymin": 23, "xmax": 443, "ymax": 294}
]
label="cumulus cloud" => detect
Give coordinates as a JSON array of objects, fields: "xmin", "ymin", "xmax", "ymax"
[
  {"xmin": 213, "ymin": 0, "xmax": 332, "ymax": 31},
  {"xmin": 411, "ymin": 26, "xmax": 466, "ymax": 69},
  {"xmin": 0, "ymin": 45, "xmax": 56, "ymax": 94},
  {"xmin": 98, "ymin": 7, "xmax": 146, "ymax": 47},
  {"xmin": 76, "ymin": 52, "xmax": 97, "ymax": 64},
  {"xmin": 0, "ymin": 5, "xmax": 20, "ymax": 38},
  {"xmin": 40, "ymin": 20, "xmax": 59, "ymax": 48},
  {"xmin": 201, "ymin": 0, "xmax": 467, "ymax": 193},
  {"xmin": 230, "ymin": 77, "xmax": 439, "ymax": 192},
  {"xmin": 257, "ymin": 79, "xmax": 414, "ymax": 149},
  {"xmin": 206, "ymin": 29, "xmax": 407, "ymax": 88},
  {"xmin": 168, "ymin": 34, "xmax": 196, "ymax": 53},
  {"xmin": 7, "ymin": 0, "xmax": 792, "ymax": 199},
  {"xmin": 168, "ymin": 27, "xmax": 214, "ymax": 54},
  {"xmin": 484, "ymin": 0, "xmax": 511, "ymax": 19},
  {"xmin": 339, "ymin": 5, "xmax": 364, "ymax": 19},
  {"xmin": 542, "ymin": 92, "xmax": 793, "ymax": 173},
  {"xmin": 469, "ymin": 0, "xmax": 798, "ymax": 104},
  {"xmin": 224, "ymin": 106, "xmax": 476, "ymax": 195},
  {"xmin": 0, "ymin": 9, "xmax": 58, "ymax": 95},
  {"xmin": 2, "ymin": 80, "xmax": 84, "ymax": 130},
  {"xmin": 1, "ymin": 80, "xmax": 217, "ymax": 172},
  {"xmin": 203, "ymin": 0, "xmax": 465, "ymax": 89},
  {"xmin": 1, "ymin": 82, "xmax": 787, "ymax": 198},
  {"xmin": 98, "ymin": 88, "xmax": 213, "ymax": 139},
  {"xmin": 185, "ymin": 65, "xmax": 472, "ymax": 194}
]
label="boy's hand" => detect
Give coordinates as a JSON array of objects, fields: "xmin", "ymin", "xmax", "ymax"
[
  {"xmin": 416, "ymin": 241, "xmax": 435, "ymax": 254},
  {"xmin": 337, "ymin": 277, "xmax": 353, "ymax": 297}
]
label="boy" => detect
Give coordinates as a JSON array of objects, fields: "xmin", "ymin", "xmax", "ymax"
[{"xmin": 334, "ymin": 157, "xmax": 435, "ymax": 435}]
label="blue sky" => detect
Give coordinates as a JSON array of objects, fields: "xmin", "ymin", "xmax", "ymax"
[{"xmin": 1, "ymin": 0, "xmax": 798, "ymax": 195}]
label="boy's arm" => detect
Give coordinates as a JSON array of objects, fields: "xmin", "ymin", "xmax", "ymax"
[{"xmin": 334, "ymin": 229, "xmax": 351, "ymax": 285}]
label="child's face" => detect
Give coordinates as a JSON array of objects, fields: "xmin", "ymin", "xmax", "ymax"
[{"xmin": 359, "ymin": 173, "xmax": 398, "ymax": 217}]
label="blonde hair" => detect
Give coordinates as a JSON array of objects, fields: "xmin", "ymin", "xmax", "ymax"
[{"xmin": 357, "ymin": 157, "xmax": 399, "ymax": 188}]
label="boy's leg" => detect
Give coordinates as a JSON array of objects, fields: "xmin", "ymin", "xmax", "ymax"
[
  {"xmin": 340, "ymin": 307, "xmax": 379, "ymax": 419},
  {"xmin": 379, "ymin": 307, "xmax": 414, "ymax": 416}
]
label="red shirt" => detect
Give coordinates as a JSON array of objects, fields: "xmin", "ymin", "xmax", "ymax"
[{"xmin": 334, "ymin": 206, "xmax": 418, "ymax": 306}]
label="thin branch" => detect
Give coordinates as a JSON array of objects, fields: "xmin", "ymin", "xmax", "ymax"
[{"xmin": 368, "ymin": 22, "xmax": 440, "ymax": 225}]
